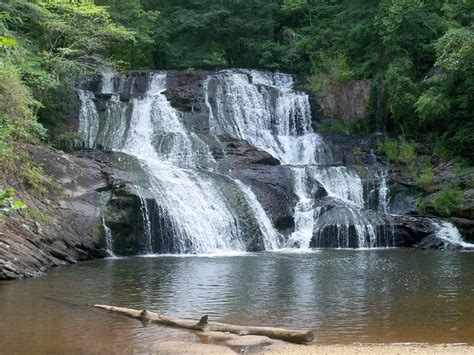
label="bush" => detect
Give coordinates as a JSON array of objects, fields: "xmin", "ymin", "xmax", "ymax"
[
  {"xmin": 399, "ymin": 138, "xmax": 416, "ymax": 165},
  {"xmin": 431, "ymin": 186, "xmax": 463, "ymax": 217},
  {"xmin": 0, "ymin": 188, "xmax": 26, "ymax": 215},
  {"xmin": 0, "ymin": 64, "xmax": 44, "ymax": 165},
  {"xmin": 418, "ymin": 168, "xmax": 435, "ymax": 192},
  {"xmin": 379, "ymin": 138, "xmax": 416, "ymax": 165},
  {"xmin": 382, "ymin": 139, "xmax": 398, "ymax": 162}
]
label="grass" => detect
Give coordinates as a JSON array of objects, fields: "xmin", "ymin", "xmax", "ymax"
[
  {"xmin": 378, "ymin": 137, "xmax": 416, "ymax": 165},
  {"xmin": 418, "ymin": 168, "xmax": 436, "ymax": 192},
  {"xmin": 431, "ymin": 186, "xmax": 464, "ymax": 217}
]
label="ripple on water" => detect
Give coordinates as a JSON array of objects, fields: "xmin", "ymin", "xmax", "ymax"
[{"xmin": 0, "ymin": 250, "xmax": 473, "ymax": 353}]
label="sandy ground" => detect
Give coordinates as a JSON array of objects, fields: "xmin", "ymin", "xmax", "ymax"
[
  {"xmin": 149, "ymin": 334, "xmax": 474, "ymax": 354},
  {"xmin": 273, "ymin": 344, "xmax": 474, "ymax": 355}
]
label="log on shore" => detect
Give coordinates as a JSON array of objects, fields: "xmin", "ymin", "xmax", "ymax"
[{"xmin": 93, "ymin": 304, "xmax": 314, "ymax": 344}]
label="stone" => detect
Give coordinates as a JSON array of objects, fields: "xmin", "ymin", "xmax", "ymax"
[{"xmin": 312, "ymin": 80, "xmax": 372, "ymax": 123}]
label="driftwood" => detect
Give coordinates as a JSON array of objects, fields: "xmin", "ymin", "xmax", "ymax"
[{"xmin": 94, "ymin": 304, "xmax": 314, "ymax": 344}]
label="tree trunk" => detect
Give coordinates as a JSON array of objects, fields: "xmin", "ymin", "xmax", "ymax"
[{"xmin": 94, "ymin": 304, "xmax": 314, "ymax": 344}]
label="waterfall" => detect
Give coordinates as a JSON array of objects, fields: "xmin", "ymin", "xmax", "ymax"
[
  {"xmin": 102, "ymin": 217, "xmax": 116, "ymax": 258},
  {"xmin": 205, "ymin": 69, "xmax": 331, "ymax": 165},
  {"xmin": 308, "ymin": 166, "xmax": 365, "ymax": 208},
  {"xmin": 77, "ymin": 69, "xmax": 468, "ymax": 253},
  {"xmin": 287, "ymin": 168, "xmax": 317, "ymax": 249},
  {"xmin": 234, "ymin": 180, "xmax": 282, "ymax": 250},
  {"xmin": 203, "ymin": 69, "xmax": 402, "ymax": 249},
  {"xmin": 78, "ymin": 72, "xmax": 285, "ymax": 254},
  {"xmin": 139, "ymin": 197, "xmax": 153, "ymax": 254},
  {"xmin": 378, "ymin": 169, "xmax": 390, "ymax": 213},
  {"xmin": 432, "ymin": 221, "xmax": 474, "ymax": 248},
  {"xmin": 77, "ymin": 90, "xmax": 99, "ymax": 148}
]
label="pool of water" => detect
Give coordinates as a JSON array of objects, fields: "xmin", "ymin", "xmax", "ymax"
[{"xmin": 1, "ymin": 249, "xmax": 473, "ymax": 353}]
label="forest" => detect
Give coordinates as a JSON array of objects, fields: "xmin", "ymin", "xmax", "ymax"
[{"xmin": 1, "ymin": 0, "xmax": 472, "ymax": 162}]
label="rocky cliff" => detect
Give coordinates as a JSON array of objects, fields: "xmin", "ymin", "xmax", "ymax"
[{"xmin": 312, "ymin": 80, "xmax": 372, "ymax": 123}]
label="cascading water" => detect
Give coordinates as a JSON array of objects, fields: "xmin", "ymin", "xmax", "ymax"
[
  {"xmin": 77, "ymin": 69, "xmax": 469, "ymax": 253},
  {"xmin": 432, "ymin": 221, "xmax": 474, "ymax": 248},
  {"xmin": 205, "ymin": 69, "xmax": 331, "ymax": 165},
  {"xmin": 78, "ymin": 72, "xmax": 281, "ymax": 254},
  {"xmin": 102, "ymin": 217, "xmax": 116, "ymax": 258},
  {"xmin": 204, "ymin": 69, "xmax": 395, "ymax": 248},
  {"xmin": 234, "ymin": 180, "xmax": 281, "ymax": 250},
  {"xmin": 287, "ymin": 167, "xmax": 317, "ymax": 249}
]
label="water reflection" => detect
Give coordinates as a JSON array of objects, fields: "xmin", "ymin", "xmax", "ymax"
[{"xmin": 1, "ymin": 250, "xmax": 473, "ymax": 353}]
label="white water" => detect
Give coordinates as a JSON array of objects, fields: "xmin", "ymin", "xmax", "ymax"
[
  {"xmin": 77, "ymin": 90, "xmax": 99, "ymax": 148},
  {"xmin": 205, "ymin": 69, "xmax": 331, "ymax": 165},
  {"xmin": 234, "ymin": 179, "xmax": 281, "ymax": 250},
  {"xmin": 309, "ymin": 166, "xmax": 365, "ymax": 208},
  {"xmin": 378, "ymin": 169, "xmax": 390, "ymax": 213},
  {"xmin": 102, "ymin": 217, "xmax": 117, "ymax": 258},
  {"xmin": 79, "ymin": 72, "xmax": 286, "ymax": 254},
  {"xmin": 287, "ymin": 168, "xmax": 317, "ymax": 249},
  {"xmin": 139, "ymin": 197, "xmax": 153, "ymax": 253},
  {"xmin": 101, "ymin": 71, "xmax": 115, "ymax": 94},
  {"xmin": 77, "ymin": 69, "xmax": 469, "ymax": 253},
  {"xmin": 433, "ymin": 221, "xmax": 474, "ymax": 248}
]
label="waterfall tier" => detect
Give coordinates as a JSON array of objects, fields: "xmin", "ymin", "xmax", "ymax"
[{"xmin": 76, "ymin": 69, "xmax": 468, "ymax": 254}]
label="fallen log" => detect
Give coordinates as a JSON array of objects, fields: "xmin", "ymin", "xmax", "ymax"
[{"xmin": 94, "ymin": 304, "xmax": 314, "ymax": 344}]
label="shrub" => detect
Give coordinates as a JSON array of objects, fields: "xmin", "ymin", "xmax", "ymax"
[
  {"xmin": 0, "ymin": 64, "xmax": 45, "ymax": 165},
  {"xmin": 0, "ymin": 188, "xmax": 26, "ymax": 215},
  {"xmin": 431, "ymin": 186, "xmax": 463, "ymax": 217},
  {"xmin": 399, "ymin": 138, "xmax": 416, "ymax": 165},
  {"xmin": 418, "ymin": 168, "xmax": 435, "ymax": 192},
  {"xmin": 380, "ymin": 138, "xmax": 416, "ymax": 165},
  {"xmin": 382, "ymin": 139, "xmax": 398, "ymax": 161}
]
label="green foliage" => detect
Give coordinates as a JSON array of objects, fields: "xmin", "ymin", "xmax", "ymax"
[
  {"xmin": 0, "ymin": 188, "xmax": 27, "ymax": 215},
  {"xmin": 0, "ymin": 63, "xmax": 44, "ymax": 165},
  {"xmin": 430, "ymin": 186, "xmax": 464, "ymax": 217},
  {"xmin": 0, "ymin": 0, "xmax": 135, "ymax": 136},
  {"xmin": 379, "ymin": 138, "xmax": 416, "ymax": 165},
  {"xmin": 22, "ymin": 163, "xmax": 45, "ymax": 193},
  {"xmin": 380, "ymin": 139, "xmax": 398, "ymax": 162},
  {"xmin": 399, "ymin": 138, "xmax": 416, "ymax": 165},
  {"xmin": 52, "ymin": 132, "xmax": 84, "ymax": 152},
  {"xmin": 418, "ymin": 168, "xmax": 435, "ymax": 192},
  {"xmin": 319, "ymin": 121, "xmax": 353, "ymax": 135}
]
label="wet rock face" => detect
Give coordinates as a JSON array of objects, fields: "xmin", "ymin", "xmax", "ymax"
[
  {"xmin": 104, "ymin": 189, "xmax": 143, "ymax": 256},
  {"xmin": 312, "ymin": 80, "xmax": 372, "ymax": 123}
]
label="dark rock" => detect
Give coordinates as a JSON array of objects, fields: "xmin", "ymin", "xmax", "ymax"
[
  {"xmin": 0, "ymin": 145, "xmax": 111, "ymax": 279},
  {"xmin": 105, "ymin": 188, "xmax": 143, "ymax": 255},
  {"xmin": 415, "ymin": 235, "xmax": 463, "ymax": 250},
  {"xmin": 449, "ymin": 217, "xmax": 474, "ymax": 242}
]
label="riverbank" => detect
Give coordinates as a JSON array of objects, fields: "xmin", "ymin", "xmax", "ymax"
[
  {"xmin": 139, "ymin": 340, "xmax": 474, "ymax": 354},
  {"xmin": 273, "ymin": 344, "xmax": 474, "ymax": 354}
]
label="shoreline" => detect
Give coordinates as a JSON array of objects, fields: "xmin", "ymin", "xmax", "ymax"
[
  {"xmin": 272, "ymin": 343, "xmax": 474, "ymax": 354},
  {"xmin": 145, "ymin": 335, "xmax": 474, "ymax": 354}
]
